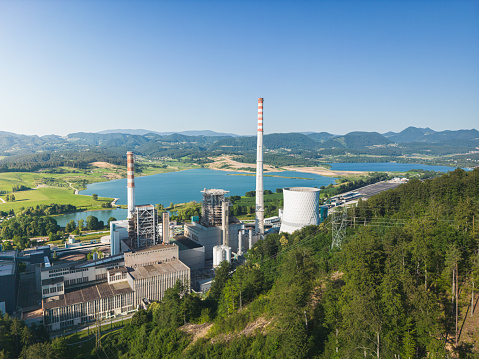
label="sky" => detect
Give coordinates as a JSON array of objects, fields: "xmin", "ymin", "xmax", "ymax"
[{"xmin": 0, "ymin": 0, "xmax": 478, "ymax": 136}]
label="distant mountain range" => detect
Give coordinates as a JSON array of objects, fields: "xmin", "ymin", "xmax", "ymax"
[
  {"xmin": 0, "ymin": 127, "xmax": 477, "ymax": 157},
  {"xmin": 97, "ymin": 129, "xmax": 239, "ymax": 137}
]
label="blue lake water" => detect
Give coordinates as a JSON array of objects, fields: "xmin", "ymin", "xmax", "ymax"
[
  {"xmin": 328, "ymin": 162, "xmax": 457, "ymax": 172},
  {"xmin": 55, "ymin": 163, "xmax": 460, "ymax": 226},
  {"xmin": 56, "ymin": 169, "xmax": 336, "ymax": 226},
  {"xmin": 80, "ymin": 169, "xmax": 336, "ymax": 207}
]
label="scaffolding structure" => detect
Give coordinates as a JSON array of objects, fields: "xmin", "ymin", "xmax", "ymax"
[
  {"xmin": 128, "ymin": 205, "xmax": 158, "ymax": 249},
  {"xmin": 200, "ymin": 189, "xmax": 229, "ymax": 227}
]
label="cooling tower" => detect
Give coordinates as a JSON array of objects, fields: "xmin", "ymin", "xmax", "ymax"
[{"xmin": 279, "ymin": 187, "xmax": 321, "ymax": 234}]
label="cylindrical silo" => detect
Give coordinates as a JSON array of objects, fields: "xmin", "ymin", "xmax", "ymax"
[
  {"xmin": 213, "ymin": 245, "xmax": 218, "ymax": 267},
  {"xmin": 225, "ymin": 246, "xmax": 232, "ymax": 263},
  {"xmin": 213, "ymin": 245, "xmax": 224, "ymax": 267},
  {"xmin": 279, "ymin": 187, "xmax": 321, "ymax": 234},
  {"xmin": 238, "ymin": 231, "xmax": 243, "ymax": 256}
]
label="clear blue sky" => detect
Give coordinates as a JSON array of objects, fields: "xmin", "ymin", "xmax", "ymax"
[{"xmin": 0, "ymin": 0, "xmax": 478, "ymax": 136}]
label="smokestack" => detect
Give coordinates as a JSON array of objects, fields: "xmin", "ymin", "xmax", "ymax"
[
  {"xmin": 162, "ymin": 212, "xmax": 170, "ymax": 244},
  {"xmin": 127, "ymin": 151, "xmax": 135, "ymax": 219},
  {"xmin": 222, "ymin": 201, "xmax": 230, "ymax": 246},
  {"xmin": 255, "ymin": 98, "xmax": 264, "ymax": 234},
  {"xmin": 238, "ymin": 230, "xmax": 243, "ymax": 256}
]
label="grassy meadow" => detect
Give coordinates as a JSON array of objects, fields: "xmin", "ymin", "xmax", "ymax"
[{"xmin": 0, "ymin": 159, "xmax": 198, "ymax": 213}]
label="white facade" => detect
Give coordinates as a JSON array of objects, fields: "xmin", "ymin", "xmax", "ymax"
[{"xmin": 279, "ymin": 187, "xmax": 321, "ymax": 234}]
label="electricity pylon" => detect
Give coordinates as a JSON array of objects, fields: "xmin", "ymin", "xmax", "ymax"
[{"xmin": 331, "ymin": 204, "xmax": 347, "ymax": 249}]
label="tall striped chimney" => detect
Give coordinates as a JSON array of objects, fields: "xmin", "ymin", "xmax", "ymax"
[
  {"xmin": 255, "ymin": 98, "xmax": 264, "ymax": 235},
  {"xmin": 127, "ymin": 151, "xmax": 135, "ymax": 219}
]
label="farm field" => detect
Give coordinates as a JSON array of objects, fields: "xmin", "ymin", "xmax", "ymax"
[
  {"xmin": 0, "ymin": 186, "xmax": 113, "ymax": 213},
  {"xmin": 0, "ymin": 159, "xmax": 197, "ymax": 213}
]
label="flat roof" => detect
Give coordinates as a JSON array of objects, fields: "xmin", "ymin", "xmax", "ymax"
[
  {"xmin": 0, "ymin": 262, "xmax": 15, "ymax": 276},
  {"xmin": 128, "ymin": 260, "xmax": 188, "ymax": 280},
  {"xmin": 23, "ymin": 308, "xmax": 43, "ymax": 320},
  {"xmin": 43, "ymin": 281, "xmax": 133, "ymax": 310},
  {"xmin": 108, "ymin": 267, "xmax": 127, "ymax": 275},
  {"xmin": 129, "ymin": 243, "xmax": 176, "ymax": 254},
  {"xmin": 42, "ymin": 277, "xmax": 64, "ymax": 286},
  {"xmin": 172, "ymin": 235, "xmax": 203, "ymax": 250}
]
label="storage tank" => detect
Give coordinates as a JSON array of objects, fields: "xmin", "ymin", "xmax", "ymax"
[
  {"xmin": 225, "ymin": 246, "xmax": 232, "ymax": 262},
  {"xmin": 212, "ymin": 245, "xmax": 218, "ymax": 266},
  {"xmin": 213, "ymin": 245, "xmax": 223, "ymax": 267},
  {"xmin": 280, "ymin": 187, "xmax": 321, "ymax": 234}
]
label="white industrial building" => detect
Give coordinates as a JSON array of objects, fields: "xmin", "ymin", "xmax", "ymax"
[
  {"xmin": 280, "ymin": 187, "xmax": 321, "ymax": 234},
  {"xmin": 41, "ymin": 243, "xmax": 190, "ymax": 331}
]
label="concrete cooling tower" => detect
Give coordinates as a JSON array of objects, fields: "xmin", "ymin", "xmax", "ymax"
[{"xmin": 280, "ymin": 187, "xmax": 321, "ymax": 234}]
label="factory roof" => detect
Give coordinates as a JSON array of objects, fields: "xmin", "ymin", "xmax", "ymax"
[
  {"xmin": 42, "ymin": 277, "xmax": 64, "ymax": 286},
  {"xmin": 129, "ymin": 243, "xmax": 176, "ymax": 253},
  {"xmin": 127, "ymin": 260, "xmax": 189, "ymax": 280},
  {"xmin": 43, "ymin": 281, "xmax": 133, "ymax": 310},
  {"xmin": 108, "ymin": 267, "xmax": 128, "ymax": 275},
  {"xmin": 171, "ymin": 235, "xmax": 203, "ymax": 250},
  {"xmin": 0, "ymin": 262, "xmax": 15, "ymax": 276}
]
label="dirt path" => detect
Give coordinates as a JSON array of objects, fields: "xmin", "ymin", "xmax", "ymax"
[
  {"xmin": 67, "ymin": 182, "xmax": 79, "ymax": 195},
  {"xmin": 0, "ymin": 197, "xmax": 5, "ymax": 204}
]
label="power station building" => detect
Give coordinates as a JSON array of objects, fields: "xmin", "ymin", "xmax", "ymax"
[
  {"xmin": 41, "ymin": 244, "xmax": 190, "ymax": 331},
  {"xmin": 183, "ymin": 189, "xmax": 243, "ymax": 260},
  {"xmin": 41, "ymin": 152, "xmax": 191, "ymax": 332},
  {"xmin": 279, "ymin": 187, "xmax": 321, "ymax": 234}
]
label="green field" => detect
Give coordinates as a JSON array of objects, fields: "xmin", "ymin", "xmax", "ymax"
[
  {"xmin": 0, "ymin": 159, "xmax": 198, "ymax": 213},
  {"xmin": 0, "ymin": 187, "xmax": 113, "ymax": 213}
]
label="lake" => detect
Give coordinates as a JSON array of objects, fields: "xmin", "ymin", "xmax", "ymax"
[
  {"xmin": 55, "ymin": 169, "xmax": 336, "ymax": 226},
  {"xmin": 80, "ymin": 169, "xmax": 336, "ymax": 207},
  {"xmin": 55, "ymin": 163, "xmax": 460, "ymax": 226}
]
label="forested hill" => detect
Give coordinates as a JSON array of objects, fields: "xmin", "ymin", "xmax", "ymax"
[
  {"xmin": 321, "ymin": 131, "xmax": 391, "ymax": 148},
  {"xmin": 7, "ymin": 168, "xmax": 478, "ymax": 358},
  {"xmin": 0, "ymin": 128, "xmax": 478, "ymax": 171},
  {"xmin": 209, "ymin": 133, "xmax": 322, "ymax": 152},
  {"xmin": 0, "ymin": 128, "xmax": 477, "ymax": 155},
  {"xmin": 385, "ymin": 126, "xmax": 479, "ymax": 143}
]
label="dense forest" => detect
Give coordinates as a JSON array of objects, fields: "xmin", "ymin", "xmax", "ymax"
[
  {"xmin": 0, "ymin": 150, "xmax": 125, "ymax": 172},
  {"xmin": 1, "ymin": 128, "xmax": 478, "ymax": 171},
  {"xmin": 1, "ymin": 168, "xmax": 477, "ymax": 358}
]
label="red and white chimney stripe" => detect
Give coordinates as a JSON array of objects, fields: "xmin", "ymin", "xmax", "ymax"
[
  {"xmin": 127, "ymin": 152, "xmax": 135, "ymax": 188},
  {"xmin": 257, "ymin": 98, "xmax": 263, "ymax": 132}
]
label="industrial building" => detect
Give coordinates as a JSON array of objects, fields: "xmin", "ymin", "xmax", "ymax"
[
  {"xmin": 41, "ymin": 243, "xmax": 190, "ymax": 331},
  {"xmin": 280, "ymin": 187, "xmax": 321, "ymax": 234},
  {"xmin": 40, "ymin": 152, "xmax": 192, "ymax": 332},
  {"xmin": 0, "ymin": 250, "xmax": 19, "ymax": 314},
  {"xmin": 6, "ymin": 110, "xmax": 276, "ymax": 328},
  {"xmin": 184, "ymin": 189, "xmax": 244, "ymax": 261}
]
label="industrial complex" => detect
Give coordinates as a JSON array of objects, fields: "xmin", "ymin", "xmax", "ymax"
[{"xmin": 0, "ymin": 97, "xmax": 400, "ymax": 334}]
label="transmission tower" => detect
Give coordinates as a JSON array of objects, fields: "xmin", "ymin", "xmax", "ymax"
[{"xmin": 331, "ymin": 204, "xmax": 348, "ymax": 249}]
